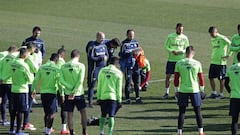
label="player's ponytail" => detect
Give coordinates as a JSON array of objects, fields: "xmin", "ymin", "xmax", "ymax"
[{"xmin": 57, "ymin": 45, "xmax": 66, "ymax": 55}]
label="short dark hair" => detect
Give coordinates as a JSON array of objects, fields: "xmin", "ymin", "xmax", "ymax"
[
  {"xmin": 32, "ymin": 26, "xmax": 41, "ymax": 33},
  {"xmin": 186, "ymin": 45, "xmax": 195, "ymax": 55},
  {"xmin": 110, "ymin": 38, "xmax": 121, "ymax": 47},
  {"xmin": 19, "ymin": 48, "xmax": 28, "ymax": 58},
  {"xmin": 237, "ymin": 24, "xmax": 240, "ymax": 30},
  {"xmin": 50, "ymin": 53, "xmax": 59, "ymax": 61},
  {"xmin": 70, "ymin": 49, "xmax": 80, "ymax": 58},
  {"xmin": 7, "ymin": 45, "xmax": 18, "ymax": 53},
  {"xmin": 57, "ymin": 45, "xmax": 66, "ymax": 55},
  {"xmin": 26, "ymin": 42, "xmax": 36, "ymax": 50},
  {"xmin": 126, "ymin": 29, "xmax": 134, "ymax": 35},
  {"xmin": 208, "ymin": 26, "xmax": 217, "ymax": 33},
  {"xmin": 109, "ymin": 56, "xmax": 119, "ymax": 65},
  {"xmin": 176, "ymin": 23, "xmax": 183, "ymax": 28}
]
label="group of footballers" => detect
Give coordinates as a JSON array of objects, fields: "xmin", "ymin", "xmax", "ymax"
[
  {"xmin": 0, "ymin": 22, "xmax": 240, "ymax": 135},
  {"xmin": 163, "ymin": 23, "xmax": 240, "ymax": 135},
  {"xmin": 0, "ymin": 26, "xmax": 89, "ymax": 135},
  {"xmin": 0, "ymin": 26, "xmax": 151, "ymax": 135}
]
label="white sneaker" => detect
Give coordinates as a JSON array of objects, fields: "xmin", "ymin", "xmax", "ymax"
[
  {"xmin": 2, "ymin": 121, "xmax": 10, "ymax": 126},
  {"xmin": 23, "ymin": 122, "xmax": 36, "ymax": 130},
  {"xmin": 216, "ymin": 94, "xmax": 224, "ymax": 99},
  {"xmin": 8, "ymin": 130, "xmax": 15, "ymax": 134}
]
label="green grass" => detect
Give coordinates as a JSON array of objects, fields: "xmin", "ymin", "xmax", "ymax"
[{"xmin": 0, "ymin": 0, "xmax": 239, "ymax": 134}]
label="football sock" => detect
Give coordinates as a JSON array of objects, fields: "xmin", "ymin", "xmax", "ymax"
[
  {"xmin": 70, "ymin": 129, "xmax": 74, "ymax": 135},
  {"xmin": 23, "ymin": 110, "xmax": 29, "ymax": 125},
  {"xmin": 10, "ymin": 111, "xmax": 16, "ymax": 131},
  {"xmin": 16, "ymin": 112, "xmax": 22, "ymax": 132},
  {"xmin": 219, "ymin": 93, "xmax": 223, "ymax": 96},
  {"xmin": 44, "ymin": 115, "xmax": 47, "ymax": 127},
  {"xmin": 178, "ymin": 106, "xmax": 186, "ymax": 129},
  {"xmin": 1, "ymin": 103, "xmax": 6, "ymax": 121},
  {"xmin": 62, "ymin": 124, "xmax": 67, "ymax": 131},
  {"xmin": 194, "ymin": 106, "xmax": 203, "ymax": 128},
  {"xmin": 46, "ymin": 127, "xmax": 51, "ymax": 135},
  {"xmin": 165, "ymin": 88, "xmax": 169, "ymax": 94},
  {"xmin": 198, "ymin": 128, "xmax": 203, "ymax": 133},
  {"xmin": 61, "ymin": 109, "xmax": 67, "ymax": 124},
  {"xmin": 231, "ymin": 115, "xmax": 238, "ymax": 135},
  {"xmin": 177, "ymin": 129, "xmax": 182, "ymax": 134},
  {"xmin": 82, "ymin": 128, "xmax": 86, "ymax": 134},
  {"xmin": 100, "ymin": 130, "xmax": 104, "ymax": 135},
  {"xmin": 212, "ymin": 91, "xmax": 217, "ymax": 95},
  {"xmin": 135, "ymin": 86, "xmax": 140, "ymax": 98},
  {"xmin": 100, "ymin": 117, "xmax": 106, "ymax": 134},
  {"xmin": 46, "ymin": 116, "xmax": 54, "ymax": 128},
  {"xmin": 108, "ymin": 117, "xmax": 115, "ymax": 135}
]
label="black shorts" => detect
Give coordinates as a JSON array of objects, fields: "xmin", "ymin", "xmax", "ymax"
[
  {"xmin": 0, "ymin": 84, "xmax": 11, "ymax": 102},
  {"xmin": 229, "ymin": 98, "xmax": 240, "ymax": 117},
  {"xmin": 41, "ymin": 94, "xmax": 57, "ymax": 115},
  {"xmin": 63, "ymin": 95, "xmax": 86, "ymax": 112},
  {"xmin": 11, "ymin": 93, "xmax": 28, "ymax": 112},
  {"xmin": 208, "ymin": 64, "xmax": 226, "ymax": 80},
  {"xmin": 178, "ymin": 93, "xmax": 202, "ymax": 107},
  {"xmin": 100, "ymin": 100, "xmax": 118, "ymax": 117},
  {"xmin": 166, "ymin": 61, "xmax": 176, "ymax": 74}
]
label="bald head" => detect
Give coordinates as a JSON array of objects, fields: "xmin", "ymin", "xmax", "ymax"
[{"xmin": 96, "ymin": 32, "xmax": 105, "ymax": 43}]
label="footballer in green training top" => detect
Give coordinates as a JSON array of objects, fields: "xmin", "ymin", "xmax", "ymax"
[
  {"xmin": 32, "ymin": 53, "xmax": 62, "ymax": 135},
  {"xmin": 56, "ymin": 46, "xmax": 69, "ymax": 134},
  {"xmin": 208, "ymin": 26, "xmax": 232, "ymax": 99},
  {"xmin": 60, "ymin": 49, "xmax": 88, "ymax": 135},
  {"xmin": 230, "ymin": 24, "xmax": 240, "ymax": 64},
  {"xmin": 163, "ymin": 23, "xmax": 189, "ymax": 99},
  {"xmin": 225, "ymin": 52, "xmax": 240, "ymax": 135},
  {"xmin": 97, "ymin": 56, "xmax": 123, "ymax": 135},
  {"xmin": 23, "ymin": 43, "xmax": 39, "ymax": 131},
  {"xmin": 9, "ymin": 48, "xmax": 33, "ymax": 135},
  {"xmin": 0, "ymin": 45, "xmax": 18, "ymax": 126},
  {"xmin": 174, "ymin": 46, "xmax": 205, "ymax": 135}
]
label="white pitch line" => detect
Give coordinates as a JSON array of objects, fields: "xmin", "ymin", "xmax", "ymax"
[
  {"xmin": 149, "ymin": 74, "xmax": 208, "ymax": 83},
  {"xmin": 149, "ymin": 79, "xmax": 165, "ymax": 83}
]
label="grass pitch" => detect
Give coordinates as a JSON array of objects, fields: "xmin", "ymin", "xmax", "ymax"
[{"xmin": 0, "ymin": 0, "xmax": 239, "ymax": 134}]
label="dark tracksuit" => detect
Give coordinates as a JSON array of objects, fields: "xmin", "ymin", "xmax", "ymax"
[
  {"xmin": 88, "ymin": 42, "xmax": 109, "ymax": 103},
  {"xmin": 22, "ymin": 36, "xmax": 46, "ymax": 58},
  {"xmin": 119, "ymin": 39, "xmax": 140, "ymax": 100},
  {"xmin": 86, "ymin": 41, "xmax": 96, "ymax": 89}
]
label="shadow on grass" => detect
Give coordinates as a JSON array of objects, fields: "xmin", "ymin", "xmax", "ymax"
[
  {"xmin": 0, "ymin": 129, "xmax": 43, "ymax": 135},
  {"xmin": 142, "ymin": 96, "xmax": 177, "ymax": 101},
  {"xmin": 130, "ymin": 108, "xmax": 178, "ymax": 113},
  {"xmin": 0, "ymin": 130, "xmax": 8, "ymax": 135},
  {"xmin": 117, "ymin": 123, "xmax": 230, "ymax": 134},
  {"xmin": 118, "ymin": 113, "xmax": 223, "ymax": 121},
  {"xmin": 117, "ymin": 115, "xmax": 177, "ymax": 120},
  {"xmin": 204, "ymin": 123, "xmax": 230, "ymax": 132},
  {"xmin": 202, "ymin": 105, "xmax": 229, "ymax": 111},
  {"xmin": 116, "ymin": 128, "xmax": 175, "ymax": 134},
  {"xmin": 116, "ymin": 125, "xmax": 198, "ymax": 134}
]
